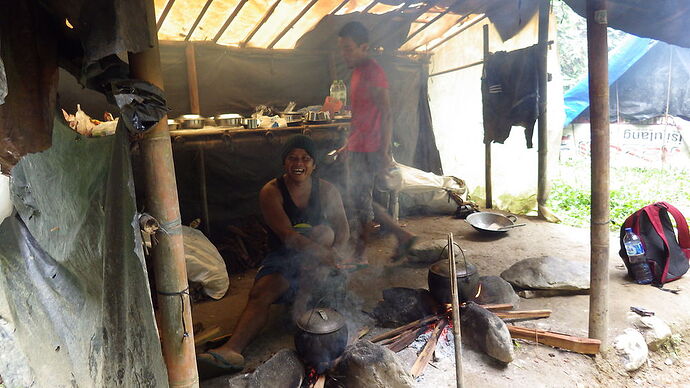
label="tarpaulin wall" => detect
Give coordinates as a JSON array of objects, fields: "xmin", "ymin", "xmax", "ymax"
[{"xmin": 0, "ymin": 120, "xmax": 168, "ymax": 387}]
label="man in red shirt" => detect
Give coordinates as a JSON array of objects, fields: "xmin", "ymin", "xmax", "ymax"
[{"xmin": 337, "ymin": 21, "xmax": 416, "ymax": 265}]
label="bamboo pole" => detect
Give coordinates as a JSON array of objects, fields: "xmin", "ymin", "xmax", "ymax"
[
  {"xmin": 483, "ymin": 24, "xmax": 492, "ymax": 208},
  {"xmin": 586, "ymin": 0, "xmax": 610, "ymax": 346},
  {"xmin": 448, "ymin": 233, "xmax": 464, "ymax": 388},
  {"xmin": 537, "ymin": 0, "xmax": 549, "ymax": 218},
  {"xmin": 130, "ymin": 0, "xmax": 198, "ymax": 386}
]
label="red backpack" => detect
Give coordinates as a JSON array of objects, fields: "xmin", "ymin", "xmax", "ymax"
[{"xmin": 619, "ymin": 202, "xmax": 690, "ymax": 285}]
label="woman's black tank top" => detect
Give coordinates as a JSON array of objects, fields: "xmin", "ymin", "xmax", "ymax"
[{"xmin": 267, "ymin": 176, "xmax": 324, "ymax": 251}]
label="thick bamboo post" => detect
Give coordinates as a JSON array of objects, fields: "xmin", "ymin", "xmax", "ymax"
[
  {"xmin": 586, "ymin": 0, "xmax": 610, "ymax": 346},
  {"xmin": 129, "ymin": 0, "xmax": 199, "ymax": 386},
  {"xmin": 537, "ymin": 0, "xmax": 549, "ymax": 217},
  {"xmin": 185, "ymin": 43, "xmax": 211, "ymax": 237},
  {"xmin": 483, "ymin": 24, "xmax": 492, "ymax": 208}
]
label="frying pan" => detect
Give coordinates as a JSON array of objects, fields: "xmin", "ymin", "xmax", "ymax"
[{"xmin": 465, "ymin": 212, "xmax": 526, "ymax": 234}]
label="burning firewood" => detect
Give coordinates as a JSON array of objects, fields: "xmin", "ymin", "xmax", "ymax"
[{"xmin": 410, "ymin": 318, "xmax": 448, "ymax": 378}]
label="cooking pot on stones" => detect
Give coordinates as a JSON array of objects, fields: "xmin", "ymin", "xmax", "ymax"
[
  {"xmin": 294, "ymin": 308, "xmax": 348, "ymax": 374},
  {"xmin": 466, "ymin": 212, "xmax": 525, "ymax": 234},
  {"xmin": 215, "ymin": 113, "xmax": 243, "ymax": 127},
  {"xmin": 427, "ymin": 244, "xmax": 480, "ymax": 305}
]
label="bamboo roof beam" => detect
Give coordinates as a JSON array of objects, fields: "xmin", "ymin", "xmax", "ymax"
[
  {"xmin": 185, "ymin": 0, "xmax": 214, "ymax": 41},
  {"xmin": 213, "ymin": 0, "xmax": 249, "ymax": 43},
  {"xmin": 240, "ymin": 0, "xmax": 282, "ymax": 48},
  {"xmin": 268, "ymin": 0, "xmax": 319, "ymax": 49},
  {"xmin": 331, "ymin": 0, "xmax": 349, "ymax": 15},
  {"xmin": 402, "ymin": 0, "xmax": 463, "ymax": 46},
  {"xmin": 363, "ymin": 0, "xmax": 380, "ymax": 13},
  {"xmin": 156, "ymin": 0, "xmax": 176, "ymax": 31},
  {"xmin": 423, "ymin": 14, "xmax": 487, "ymax": 51}
]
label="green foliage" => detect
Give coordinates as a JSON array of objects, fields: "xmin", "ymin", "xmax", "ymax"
[{"xmin": 548, "ymin": 161, "xmax": 690, "ymax": 230}]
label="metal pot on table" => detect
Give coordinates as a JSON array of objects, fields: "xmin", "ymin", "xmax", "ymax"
[
  {"xmin": 306, "ymin": 111, "xmax": 330, "ymax": 123},
  {"xmin": 178, "ymin": 114, "xmax": 205, "ymax": 129},
  {"xmin": 215, "ymin": 113, "xmax": 243, "ymax": 127},
  {"xmin": 294, "ymin": 308, "xmax": 348, "ymax": 374},
  {"xmin": 465, "ymin": 212, "xmax": 526, "ymax": 234},
  {"xmin": 427, "ymin": 243, "xmax": 480, "ymax": 305},
  {"xmin": 281, "ymin": 111, "xmax": 304, "ymax": 127},
  {"xmin": 242, "ymin": 117, "xmax": 259, "ymax": 129}
]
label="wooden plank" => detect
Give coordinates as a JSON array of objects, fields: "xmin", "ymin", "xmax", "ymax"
[
  {"xmin": 410, "ymin": 319, "xmax": 447, "ymax": 377},
  {"xmin": 494, "ymin": 310, "xmax": 552, "ymax": 320},
  {"xmin": 380, "ymin": 326, "xmax": 417, "ymax": 346},
  {"xmin": 483, "ymin": 23, "xmax": 492, "ymax": 208},
  {"xmin": 268, "ymin": 0, "xmax": 319, "ymax": 49},
  {"xmin": 184, "ymin": 43, "xmax": 200, "ymax": 114},
  {"xmin": 507, "ymin": 325, "xmax": 601, "ymax": 355},
  {"xmin": 370, "ymin": 314, "xmax": 441, "ymax": 343},
  {"xmin": 428, "ymin": 60, "xmax": 483, "ymax": 77},
  {"xmin": 240, "ymin": 0, "xmax": 282, "ymax": 48},
  {"xmin": 213, "ymin": 0, "xmax": 249, "ymax": 43},
  {"xmin": 185, "ymin": 0, "xmax": 215, "ymax": 41},
  {"xmin": 194, "ymin": 326, "xmax": 222, "ymax": 346},
  {"xmin": 156, "ymin": 0, "xmax": 176, "ymax": 31}
]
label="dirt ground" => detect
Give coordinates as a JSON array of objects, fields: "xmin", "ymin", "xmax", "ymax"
[{"xmin": 193, "ymin": 211, "xmax": 690, "ymax": 387}]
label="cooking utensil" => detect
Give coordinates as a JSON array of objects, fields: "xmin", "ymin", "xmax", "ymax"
[
  {"xmin": 427, "ymin": 242, "xmax": 479, "ymax": 305},
  {"xmin": 294, "ymin": 308, "xmax": 348, "ymax": 374},
  {"xmin": 496, "ymin": 223, "xmax": 526, "ymax": 231},
  {"xmin": 242, "ymin": 117, "xmax": 258, "ymax": 129},
  {"xmin": 215, "ymin": 113, "xmax": 243, "ymax": 127},
  {"xmin": 306, "ymin": 111, "xmax": 330, "ymax": 122},
  {"xmin": 465, "ymin": 212, "xmax": 521, "ymax": 234},
  {"xmin": 178, "ymin": 114, "xmax": 205, "ymax": 129},
  {"xmin": 281, "ymin": 111, "xmax": 303, "ymax": 123}
]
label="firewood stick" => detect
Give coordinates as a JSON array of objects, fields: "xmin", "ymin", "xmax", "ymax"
[
  {"xmin": 388, "ymin": 327, "xmax": 424, "ymax": 353},
  {"xmin": 506, "ymin": 325, "xmax": 601, "ymax": 354},
  {"xmin": 379, "ymin": 326, "xmax": 416, "ymax": 346},
  {"xmin": 494, "ymin": 310, "xmax": 552, "ymax": 320},
  {"xmin": 448, "ymin": 233, "xmax": 464, "ymax": 388},
  {"xmin": 410, "ymin": 318, "xmax": 448, "ymax": 377},
  {"xmin": 370, "ymin": 314, "xmax": 442, "ymax": 343},
  {"xmin": 478, "ymin": 303, "xmax": 514, "ymax": 311}
]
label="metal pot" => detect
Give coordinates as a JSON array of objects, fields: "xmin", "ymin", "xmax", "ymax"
[
  {"xmin": 178, "ymin": 114, "xmax": 205, "ymax": 129},
  {"xmin": 427, "ymin": 246, "xmax": 480, "ymax": 305},
  {"xmin": 294, "ymin": 308, "xmax": 348, "ymax": 374},
  {"xmin": 281, "ymin": 111, "xmax": 304, "ymax": 124},
  {"xmin": 242, "ymin": 117, "xmax": 258, "ymax": 129},
  {"xmin": 465, "ymin": 212, "xmax": 525, "ymax": 234},
  {"xmin": 306, "ymin": 111, "xmax": 330, "ymax": 122},
  {"xmin": 167, "ymin": 119, "xmax": 180, "ymax": 130},
  {"xmin": 215, "ymin": 113, "xmax": 243, "ymax": 127}
]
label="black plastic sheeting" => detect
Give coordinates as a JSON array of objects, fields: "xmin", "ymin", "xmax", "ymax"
[
  {"xmin": 0, "ymin": 119, "xmax": 168, "ymax": 387},
  {"xmin": 564, "ymin": 0, "xmax": 690, "ymax": 49},
  {"xmin": 578, "ymin": 42, "xmax": 690, "ymax": 123}
]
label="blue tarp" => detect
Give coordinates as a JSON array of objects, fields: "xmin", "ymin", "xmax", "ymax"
[{"xmin": 563, "ymin": 36, "xmax": 657, "ymax": 126}]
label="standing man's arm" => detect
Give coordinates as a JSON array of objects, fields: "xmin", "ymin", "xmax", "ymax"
[{"xmin": 371, "ymin": 86, "xmax": 393, "ymax": 167}]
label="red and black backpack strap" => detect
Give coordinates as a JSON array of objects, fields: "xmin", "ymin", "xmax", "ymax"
[{"xmin": 657, "ymin": 202, "xmax": 690, "ymax": 256}]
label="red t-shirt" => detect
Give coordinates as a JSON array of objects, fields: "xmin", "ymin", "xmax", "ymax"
[{"xmin": 348, "ymin": 58, "xmax": 389, "ymax": 152}]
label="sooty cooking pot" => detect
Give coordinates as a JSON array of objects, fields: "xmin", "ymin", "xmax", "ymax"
[
  {"xmin": 427, "ymin": 244, "xmax": 480, "ymax": 305},
  {"xmin": 294, "ymin": 308, "xmax": 348, "ymax": 373}
]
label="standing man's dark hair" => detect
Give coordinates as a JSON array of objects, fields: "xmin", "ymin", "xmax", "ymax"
[{"xmin": 338, "ymin": 21, "xmax": 369, "ymax": 45}]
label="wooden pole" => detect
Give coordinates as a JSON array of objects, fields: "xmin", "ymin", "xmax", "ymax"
[
  {"xmin": 184, "ymin": 43, "xmax": 211, "ymax": 237},
  {"xmin": 130, "ymin": 0, "xmax": 198, "ymax": 386},
  {"xmin": 483, "ymin": 24, "xmax": 492, "ymax": 208},
  {"xmin": 586, "ymin": 0, "xmax": 610, "ymax": 346},
  {"xmin": 448, "ymin": 233, "xmax": 464, "ymax": 388},
  {"xmin": 537, "ymin": 0, "xmax": 549, "ymax": 218}
]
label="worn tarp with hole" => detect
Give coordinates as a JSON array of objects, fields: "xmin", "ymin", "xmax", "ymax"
[{"xmin": 0, "ymin": 119, "xmax": 168, "ymax": 387}]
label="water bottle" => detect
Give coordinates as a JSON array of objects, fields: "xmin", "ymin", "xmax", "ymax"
[
  {"xmin": 623, "ymin": 228, "xmax": 653, "ymax": 284},
  {"xmin": 337, "ymin": 80, "xmax": 347, "ymax": 106},
  {"xmin": 330, "ymin": 80, "xmax": 339, "ymax": 101}
]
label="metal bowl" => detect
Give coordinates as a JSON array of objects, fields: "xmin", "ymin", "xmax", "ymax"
[
  {"xmin": 167, "ymin": 119, "xmax": 180, "ymax": 130},
  {"xmin": 306, "ymin": 111, "xmax": 330, "ymax": 122},
  {"xmin": 465, "ymin": 212, "xmax": 520, "ymax": 234},
  {"xmin": 242, "ymin": 117, "xmax": 259, "ymax": 129}
]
